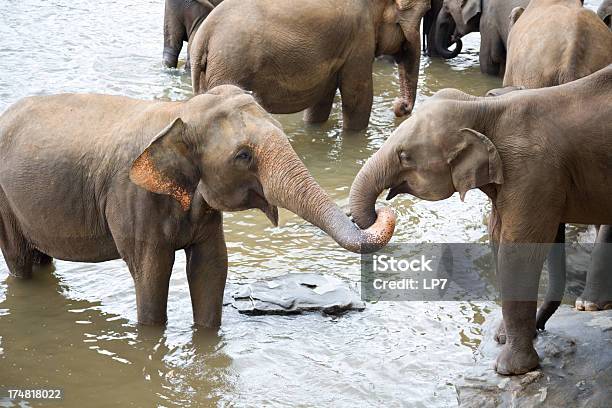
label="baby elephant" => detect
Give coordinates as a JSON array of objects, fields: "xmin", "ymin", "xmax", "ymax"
[
  {"xmin": 189, "ymin": 0, "xmax": 431, "ymax": 130},
  {"xmin": 0, "ymin": 86, "xmax": 395, "ymax": 327},
  {"xmin": 162, "ymin": 0, "xmax": 222, "ymax": 69},
  {"xmin": 349, "ymin": 65, "xmax": 612, "ymax": 375}
]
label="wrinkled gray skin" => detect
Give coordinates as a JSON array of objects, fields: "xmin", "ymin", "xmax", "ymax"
[
  {"xmin": 162, "ymin": 0, "xmax": 222, "ymax": 69},
  {"xmin": 190, "ymin": 0, "xmax": 431, "ymax": 130},
  {"xmin": 502, "ymin": 0, "xmax": 612, "ymax": 329},
  {"xmin": 0, "ymin": 85, "xmax": 396, "ymax": 328},
  {"xmin": 431, "ymin": 0, "xmax": 530, "ymax": 74},
  {"xmin": 349, "ymin": 65, "xmax": 612, "ymax": 375},
  {"xmin": 599, "ymin": 0, "xmax": 612, "ymax": 29}
]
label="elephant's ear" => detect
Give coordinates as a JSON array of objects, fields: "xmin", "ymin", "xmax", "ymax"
[
  {"xmin": 462, "ymin": 0, "xmax": 482, "ymax": 25},
  {"xmin": 129, "ymin": 118, "xmax": 200, "ymax": 211},
  {"xmin": 447, "ymin": 128, "xmax": 503, "ymax": 201},
  {"xmin": 509, "ymin": 7, "xmax": 525, "ymax": 29}
]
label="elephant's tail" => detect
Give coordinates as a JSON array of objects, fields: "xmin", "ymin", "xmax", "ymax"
[{"xmin": 190, "ymin": 44, "xmax": 207, "ymax": 94}]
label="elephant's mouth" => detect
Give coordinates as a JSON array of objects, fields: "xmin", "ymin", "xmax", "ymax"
[
  {"xmin": 249, "ymin": 189, "xmax": 279, "ymax": 226},
  {"xmin": 386, "ymin": 181, "xmax": 412, "ymax": 200}
]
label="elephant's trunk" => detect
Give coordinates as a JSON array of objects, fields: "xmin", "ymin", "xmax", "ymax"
[
  {"xmin": 163, "ymin": 0, "xmax": 186, "ymax": 68},
  {"xmin": 393, "ymin": 22, "xmax": 421, "ymax": 117},
  {"xmin": 349, "ymin": 143, "xmax": 397, "ymax": 229},
  {"xmin": 258, "ymin": 139, "xmax": 396, "ymax": 253},
  {"xmin": 433, "ymin": 8, "xmax": 463, "ymax": 59}
]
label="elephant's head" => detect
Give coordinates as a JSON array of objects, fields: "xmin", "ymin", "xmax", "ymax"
[
  {"xmin": 349, "ymin": 91, "xmax": 503, "ymax": 229},
  {"xmin": 130, "ymin": 85, "xmax": 396, "ymax": 253},
  {"xmin": 598, "ymin": 0, "xmax": 612, "ymax": 30},
  {"xmin": 432, "ymin": 0, "xmax": 481, "ymax": 58},
  {"xmin": 431, "ymin": 1, "xmax": 463, "ymax": 58},
  {"xmin": 163, "ymin": 0, "xmax": 216, "ymax": 68},
  {"xmin": 375, "ymin": 0, "xmax": 432, "ymax": 117}
]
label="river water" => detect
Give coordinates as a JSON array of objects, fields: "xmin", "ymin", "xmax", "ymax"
[{"xmin": 0, "ymin": 1, "xmax": 603, "ymax": 407}]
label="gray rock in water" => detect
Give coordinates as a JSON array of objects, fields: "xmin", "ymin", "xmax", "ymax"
[
  {"xmin": 227, "ymin": 273, "xmax": 365, "ymax": 315},
  {"xmin": 455, "ymin": 306, "xmax": 612, "ymax": 407}
]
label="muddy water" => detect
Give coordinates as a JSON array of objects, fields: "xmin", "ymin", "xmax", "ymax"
[{"xmin": 0, "ymin": 1, "xmax": 603, "ymax": 407}]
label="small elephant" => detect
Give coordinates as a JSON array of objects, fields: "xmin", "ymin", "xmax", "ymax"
[
  {"xmin": 0, "ymin": 86, "xmax": 396, "ymax": 327},
  {"xmin": 162, "ymin": 0, "xmax": 222, "ymax": 69},
  {"xmin": 429, "ymin": 0, "xmax": 529, "ymax": 75},
  {"xmin": 599, "ymin": 0, "xmax": 612, "ymax": 30},
  {"xmin": 422, "ymin": 0, "xmax": 460, "ymax": 57},
  {"xmin": 349, "ymin": 65, "xmax": 612, "ymax": 375},
  {"xmin": 189, "ymin": 0, "xmax": 431, "ymax": 130},
  {"xmin": 504, "ymin": 0, "xmax": 612, "ymax": 88}
]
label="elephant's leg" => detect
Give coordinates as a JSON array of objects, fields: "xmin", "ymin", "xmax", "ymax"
[
  {"xmin": 479, "ymin": 28, "xmax": 503, "ymax": 76},
  {"xmin": 338, "ymin": 60, "xmax": 373, "ymax": 131},
  {"xmin": 185, "ymin": 215, "xmax": 228, "ymax": 328},
  {"xmin": 0, "ymin": 204, "xmax": 34, "ymax": 279},
  {"xmin": 303, "ymin": 80, "xmax": 338, "ymax": 124},
  {"xmin": 125, "ymin": 247, "xmax": 175, "ymax": 326},
  {"xmin": 185, "ymin": 48, "xmax": 191, "ymax": 72},
  {"xmin": 536, "ymin": 223, "xmax": 566, "ymax": 329},
  {"xmin": 488, "ymin": 206, "xmax": 509, "ymax": 344},
  {"xmin": 494, "ymin": 219, "xmax": 557, "ymax": 375},
  {"xmin": 576, "ymin": 225, "xmax": 612, "ymax": 311}
]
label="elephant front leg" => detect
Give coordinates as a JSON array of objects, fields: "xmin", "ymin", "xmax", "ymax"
[
  {"xmin": 338, "ymin": 60, "xmax": 373, "ymax": 131},
  {"xmin": 185, "ymin": 216, "xmax": 228, "ymax": 328},
  {"xmin": 127, "ymin": 247, "xmax": 176, "ymax": 326},
  {"xmin": 576, "ymin": 225, "xmax": 612, "ymax": 311},
  {"xmin": 494, "ymin": 222, "xmax": 557, "ymax": 375}
]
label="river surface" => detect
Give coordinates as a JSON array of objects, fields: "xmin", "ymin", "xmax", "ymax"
[{"xmin": 0, "ymin": 1, "xmax": 603, "ymax": 407}]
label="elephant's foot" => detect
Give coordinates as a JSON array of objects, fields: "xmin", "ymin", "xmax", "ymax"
[
  {"xmin": 575, "ymin": 297, "xmax": 612, "ymax": 311},
  {"xmin": 495, "ymin": 321, "xmax": 538, "ymax": 344},
  {"xmin": 494, "ymin": 321, "xmax": 506, "ymax": 344},
  {"xmin": 494, "ymin": 342, "xmax": 540, "ymax": 376}
]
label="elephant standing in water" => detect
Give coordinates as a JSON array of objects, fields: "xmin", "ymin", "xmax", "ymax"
[
  {"xmin": 349, "ymin": 66, "xmax": 612, "ymax": 374},
  {"xmin": 162, "ymin": 0, "xmax": 222, "ymax": 69},
  {"xmin": 0, "ymin": 86, "xmax": 395, "ymax": 327},
  {"xmin": 503, "ymin": 0, "xmax": 612, "ymax": 324},
  {"xmin": 599, "ymin": 0, "xmax": 612, "ymax": 29},
  {"xmin": 429, "ymin": 0, "xmax": 530, "ymax": 75},
  {"xmin": 189, "ymin": 0, "xmax": 431, "ymax": 130}
]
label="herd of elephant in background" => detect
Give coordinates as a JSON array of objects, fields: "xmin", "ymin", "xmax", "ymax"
[{"xmin": 0, "ymin": 0, "xmax": 610, "ymax": 380}]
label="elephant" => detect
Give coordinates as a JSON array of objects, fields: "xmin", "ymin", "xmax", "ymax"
[
  {"xmin": 504, "ymin": 0, "xmax": 612, "ymax": 88},
  {"xmin": 0, "ymin": 85, "xmax": 396, "ymax": 328},
  {"xmin": 429, "ymin": 0, "xmax": 530, "ymax": 74},
  {"xmin": 599, "ymin": 0, "xmax": 612, "ymax": 29},
  {"xmin": 422, "ymin": 0, "xmax": 462, "ymax": 58},
  {"xmin": 349, "ymin": 65, "xmax": 612, "ymax": 375},
  {"xmin": 189, "ymin": 0, "xmax": 431, "ymax": 131},
  {"xmin": 501, "ymin": 0, "xmax": 612, "ymax": 327},
  {"xmin": 162, "ymin": 0, "xmax": 222, "ymax": 69}
]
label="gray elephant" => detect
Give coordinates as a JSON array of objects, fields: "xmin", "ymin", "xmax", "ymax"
[
  {"xmin": 0, "ymin": 85, "xmax": 395, "ymax": 327},
  {"xmin": 599, "ymin": 0, "xmax": 612, "ymax": 29},
  {"xmin": 189, "ymin": 0, "xmax": 431, "ymax": 131},
  {"xmin": 422, "ymin": 0, "xmax": 462, "ymax": 57},
  {"xmin": 162, "ymin": 0, "xmax": 222, "ymax": 69},
  {"xmin": 349, "ymin": 65, "xmax": 612, "ymax": 375},
  {"xmin": 501, "ymin": 0, "xmax": 612, "ymax": 328},
  {"xmin": 429, "ymin": 0, "xmax": 530, "ymax": 74},
  {"xmin": 504, "ymin": 0, "xmax": 612, "ymax": 88}
]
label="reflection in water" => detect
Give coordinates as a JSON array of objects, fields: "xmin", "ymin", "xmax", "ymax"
[{"xmin": 0, "ymin": 0, "xmax": 603, "ymax": 406}]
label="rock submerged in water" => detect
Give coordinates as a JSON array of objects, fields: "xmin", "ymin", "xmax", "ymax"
[
  {"xmin": 226, "ymin": 273, "xmax": 365, "ymax": 315},
  {"xmin": 455, "ymin": 306, "xmax": 612, "ymax": 407}
]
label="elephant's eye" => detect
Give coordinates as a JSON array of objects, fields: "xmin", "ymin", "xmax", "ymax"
[
  {"xmin": 234, "ymin": 149, "xmax": 252, "ymax": 163},
  {"xmin": 399, "ymin": 151, "xmax": 412, "ymax": 167}
]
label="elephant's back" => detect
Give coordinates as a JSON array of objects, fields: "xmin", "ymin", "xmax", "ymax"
[{"xmin": 199, "ymin": 0, "xmax": 364, "ymax": 112}]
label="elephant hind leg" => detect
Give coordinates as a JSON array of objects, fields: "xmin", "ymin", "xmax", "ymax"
[
  {"xmin": 303, "ymin": 80, "xmax": 338, "ymax": 124},
  {"xmin": 576, "ymin": 225, "xmax": 612, "ymax": 311},
  {"xmin": 0, "ymin": 210, "xmax": 35, "ymax": 279}
]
